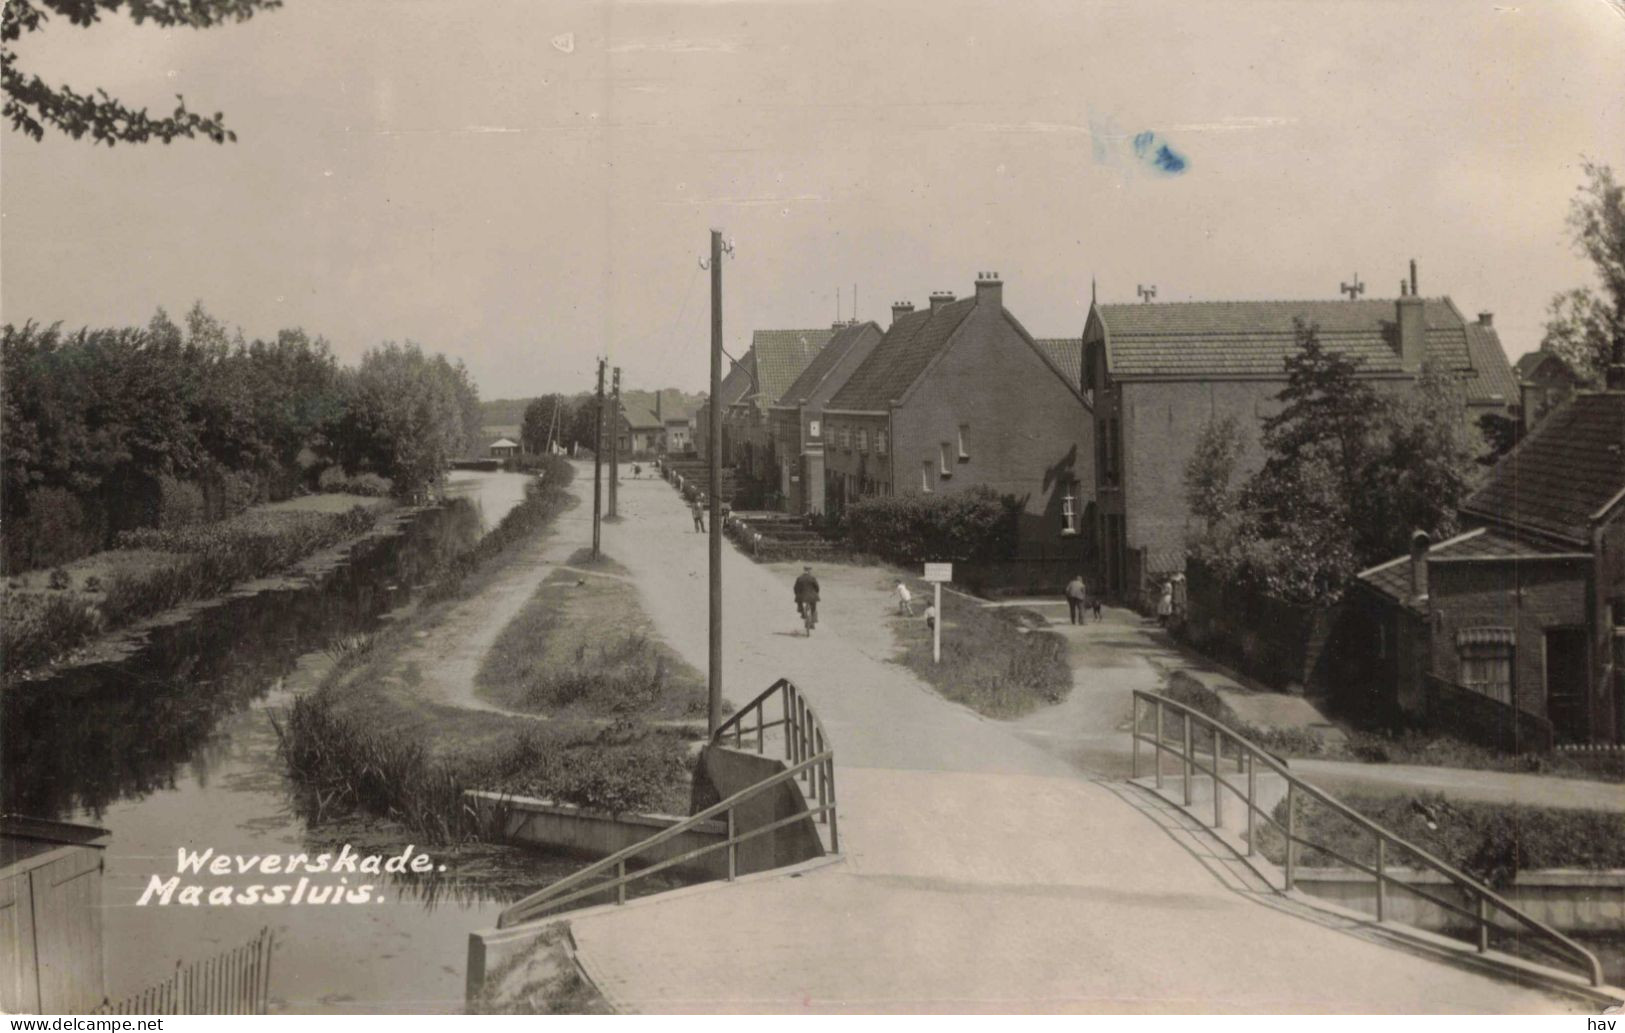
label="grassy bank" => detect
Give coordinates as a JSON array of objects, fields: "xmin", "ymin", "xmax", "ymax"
[
  {"xmin": 278, "ymin": 459, "xmax": 705, "ymax": 842},
  {"xmin": 476, "ymin": 549, "xmax": 707, "ymax": 719},
  {"xmin": 1161, "ymin": 670, "xmax": 1625, "ymax": 783},
  {"xmin": 889, "ymin": 575, "xmax": 1070, "ymax": 719},
  {"xmin": 1252, "ymin": 791, "xmax": 1625, "ymax": 888},
  {"xmin": 3, "ymin": 497, "xmax": 386, "ymax": 676}
]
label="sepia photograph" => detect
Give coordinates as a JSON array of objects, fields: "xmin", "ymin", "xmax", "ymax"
[{"xmin": 2, "ymin": 0, "xmax": 1623, "ymax": 1018}]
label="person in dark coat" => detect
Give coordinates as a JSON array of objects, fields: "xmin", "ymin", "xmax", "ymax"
[
  {"xmin": 1064, "ymin": 574, "xmax": 1087, "ymax": 625},
  {"xmin": 793, "ymin": 565, "xmax": 821, "ymax": 632}
]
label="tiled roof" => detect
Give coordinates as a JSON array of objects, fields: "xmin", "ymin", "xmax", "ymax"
[
  {"xmin": 716, "ymin": 360, "xmax": 754, "ymax": 408},
  {"xmin": 1357, "ymin": 528, "xmax": 1563, "ymax": 613},
  {"xmin": 1097, "ymin": 298, "xmax": 1472, "ymax": 379},
  {"xmin": 1462, "ymin": 391, "xmax": 1625, "ymax": 545},
  {"xmin": 778, "ymin": 322, "xmax": 879, "ymax": 406},
  {"xmin": 828, "ymin": 299, "xmax": 977, "ymax": 411},
  {"xmin": 622, "ymin": 405, "xmax": 661, "ymax": 430},
  {"xmin": 1035, "ymin": 338, "xmax": 1083, "ymax": 392},
  {"xmin": 746, "ymin": 328, "xmax": 834, "ymax": 407},
  {"xmin": 1513, "ymin": 349, "xmax": 1579, "ymax": 384},
  {"xmin": 1462, "ymin": 323, "xmax": 1517, "ymax": 406}
]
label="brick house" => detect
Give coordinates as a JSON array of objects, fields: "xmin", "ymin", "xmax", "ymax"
[
  {"xmin": 1514, "ymin": 348, "xmax": 1583, "ymax": 434},
  {"xmin": 822, "ymin": 273, "xmax": 1095, "ymax": 585},
  {"xmin": 765, "ymin": 320, "xmax": 884, "ymax": 515},
  {"xmin": 615, "ymin": 406, "xmax": 662, "ymax": 455},
  {"xmin": 1347, "ymin": 391, "xmax": 1625, "ymax": 747},
  {"xmin": 693, "ymin": 359, "xmax": 752, "ymax": 461},
  {"xmin": 1083, "ymin": 268, "xmax": 1515, "ymax": 605},
  {"xmin": 729, "ymin": 328, "xmax": 834, "ymax": 505}
]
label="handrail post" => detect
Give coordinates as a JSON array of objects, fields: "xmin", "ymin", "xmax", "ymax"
[
  {"xmin": 1212, "ymin": 728, "xmax": 1223, "ymax": 828},
  {"xmin": 1245, "ymin": 751, "xmax": 1256, "ymax": 856},
  {"xmin": 1284, "ymin": 782, "xmax": 1297, "ymax": 892},
  {"xmin": 828, "ymin": 758, "xmax": 840, "ymax": 853},
  {"xmin": 1182, "ymin": 714, "xmax": 1193, "ymax": 807},
  {"xmin": 817, "ymin": 742, "xmax": 829, "ymax": 824},
  {"xmin": 1375, "ymin": 837, "xmax": 1386, "ymax": 922},
  {"xmin": 782, "ymin": 689, "xmax": 791, "ymax": 762},
  {"xmin": 1131, "ymin": 695, "xmax": 1141, "ymax": 780},
  {"xmin": 727, "ymin": 807, "xmax": 738, "ymax": 881},
  {"xmin": 755, "ymin": 699, "xmax": 764, "ymax": 754},
  {"xmin": 1476, "ymin": 895, "xmax": 1489, "ymax": 952},
  {"xmin": 616, "ymin": 860, "xmax": 627, "ymax": 905},
  {"xmin": 1154, "ymin": 703, "xmax": 1165, "ymax": 790}
]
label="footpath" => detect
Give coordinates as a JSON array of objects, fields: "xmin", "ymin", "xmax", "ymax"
[
  {"xmin": 1011, "ymin": 603, "xmax": 1625, "ymax": 813},
  {"xmin": 548, "ymin": 472, "xmax": 1578, "ymax": 1013}
]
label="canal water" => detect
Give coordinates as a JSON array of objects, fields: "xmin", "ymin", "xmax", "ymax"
[{"xmin": 1, "ymin": 471, "xmax": 582, "ymax": 1013}]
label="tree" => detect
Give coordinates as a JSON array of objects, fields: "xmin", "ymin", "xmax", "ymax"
[
  {"xmin": 1183, "ymin": 414, "xmax": 1247, "ymax": 529},
  {"xmin": 570, "ymin": 397, "xmax": 604, "ymax": 454},
  {"xmin": 1358, "ymin": 362, "xmax": 1479, "ymax": 560},
  {"xmin": 1475, "ymin": 411, "xmax": 1521, "ymax": 466},
  {"xmin": 521, "ymin": 395, "xmax": 572, "ymax": 454},
  {"xmin": 1540, "ymin": 161, "xmax": 1625, "ymax": 385},
  {"xmin": 3, "ymin": 0, "xmax": 280, "ymax": 146},
  {"xmin": 324, "ymin": 342, "xmax": 481, "ymax": 496}
]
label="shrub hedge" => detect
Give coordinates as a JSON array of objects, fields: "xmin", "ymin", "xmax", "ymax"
[{"xmin": 844, "ymin": 485, "xmax": 1020, "ymax": 566}]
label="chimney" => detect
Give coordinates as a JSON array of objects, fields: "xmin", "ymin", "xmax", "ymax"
[
  {"xmin": 1409, "ymin": 530, "xmax": 1430, "ymax": 600},
  {"xmin": 891, "ymin": 300, "xmax": 915, "ymax": 325},
  {"xmin": 1395, "ymin": 261, "xmax": 1425, "ymax": 371},
  {"xmin": 974, "ymin": 271, "xmax": 1003, "ymax": 309},
  {"xmin": 1477, "ymin": 312, "xmax": 1493, "ymax": 327},
  {"xmin": 928, "ymin": 291, "xmax": 955, "ymax": 314},
  {"xmin": 655, "ymin": 390, "xmax": 662, "ymax": 422}
]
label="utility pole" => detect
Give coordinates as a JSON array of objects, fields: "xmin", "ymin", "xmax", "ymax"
[
  {"xmin": 708, "ymin": 229, "xmax": 724, "ymax": 737},
  {"xmin": 609, "ymin": 367, "xmax": 621, "ymax": 518},
  {"xmin": 592, "ymin": 358, "xmax": 605, "ymax": 558}
]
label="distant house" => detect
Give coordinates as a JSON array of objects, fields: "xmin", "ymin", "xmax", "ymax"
[
  {"xmin": 694, "ymin": 360, "xmax": 753, "ymax": 461},
  {"xmin": 1514, "ymin": 348, "xmax": 1583, "ymax": 433},
  {"xmin": 487, "ymin": 436, "xmax": 520, "ymax": 459},
  {"xmin": 1084, "ymin": 265, "xmax": 1516, "ymax": 605},
  {"xmin": 728, "ymin": 328, "xmax": 835, "ymax": 502},
  {"xmin": 1347, "ymin": 390, "xmax": 1625, "ymax": 748},
  {"xmin": 664, "ymin": 415, "xmax": 693, "ymax": 453},
  {"xmin": 766, "ymin": 320, "xmax": 884, "ymax": 514},
  {"xmin": 822, "ymin": 273, "xmax": 1094, "ymax": 586},
  {"xmin": 616, "ymin": 406, "xmax": 662, "ymax": 455}
]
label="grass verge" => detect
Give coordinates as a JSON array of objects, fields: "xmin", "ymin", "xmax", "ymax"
[
  {"xmin": 1252, "ymin": 791, "xmax": 1625, "ymax": 888},
  {"xmin": 476, "ymin": 549, "xmax": 706, "ymax": 719},
  {"xmin": 277, "ymin": 459, "xmax": 704, "ymax": 841},
  {"xmin": 888, "ymin": 574, "xmax": 1070, "ymax": 719}
]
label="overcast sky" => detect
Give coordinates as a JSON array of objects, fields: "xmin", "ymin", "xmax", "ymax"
[{"xmin": 3, "ymin": 0, "xmax": 1623, "ymax": 398}]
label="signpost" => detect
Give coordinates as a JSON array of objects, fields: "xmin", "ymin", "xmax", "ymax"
[{"xmin": 922, "ymin": 562, "xmax": 952, "ymax": 663}]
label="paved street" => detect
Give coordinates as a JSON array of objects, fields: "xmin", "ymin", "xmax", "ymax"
[{"xmin": 551, "ymin": 467, "xmax": 1580, "ymax": 1013}]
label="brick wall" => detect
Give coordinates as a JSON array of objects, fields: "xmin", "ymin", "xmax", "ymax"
[{"xmin": 1427, "ymin": 555, "xmax": 1590, "ymax": 721}]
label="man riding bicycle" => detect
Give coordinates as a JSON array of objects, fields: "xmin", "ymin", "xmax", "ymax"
[{"xmin": 794, "ymin": 565, "xmax": 821, "ymax": 634}]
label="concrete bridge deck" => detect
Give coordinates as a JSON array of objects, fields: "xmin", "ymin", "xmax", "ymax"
[{"xmin": 559, "ymin": 468, "xmax": 1582, "ymax": 1013}]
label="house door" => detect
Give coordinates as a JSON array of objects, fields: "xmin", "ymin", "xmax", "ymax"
[{"xmin": 1545, "ymin": 626, "xmax": 1589, "ymax": 743}]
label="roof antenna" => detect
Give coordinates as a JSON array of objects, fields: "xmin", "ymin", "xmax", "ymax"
[{"xmin": 1091, "ymin": 276, "xmax": 1097, "ymax": 305}]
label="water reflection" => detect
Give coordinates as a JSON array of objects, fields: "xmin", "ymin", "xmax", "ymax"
[{"xmin": 2, "ymin": 472, "xmax": 576, "ymax": 1013}]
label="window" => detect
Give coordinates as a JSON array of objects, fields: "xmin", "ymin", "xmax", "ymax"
[
  {"xmin": 857, "ymin": 429, "xmax": 868, "ymax": 453},
  {"xmin": 1458, "ymin": 628, "xmax": 1513, "ymax": 703},
  {"xmin": 877, "ymin": 429, "xmax": 888, "ymax": 454},
  {"xmin": 840, "ymin": 426, "xmax": 851, "ymax": 451},
  {"xmin": 939, "ymin": 443, "xmax": 952, "ymax": 477},
  {"xmin": 957, "ymin": 424, "xmax": 970, "ymax": 460},
  {"xmin": 921, "ymin": 461, "xmax": 933, "ymax": 492}
]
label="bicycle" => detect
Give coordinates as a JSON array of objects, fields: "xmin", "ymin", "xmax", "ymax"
[{"xmin": 799, "ymin": 600, "xmax": 818, "ymax": 636}]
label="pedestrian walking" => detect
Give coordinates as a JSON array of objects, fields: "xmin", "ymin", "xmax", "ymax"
[
  {"xmin": 691, "ymin": 495, "xmax": 706, "ymax": 532},
  {"xmin": 1157, "ymin": 580, "xmax": 1174, "ymax": 626},
  {"xmin": 794, "ymin": 565, "xmax": 821, "ymax": 634},
  {"xmin": 1064, "ymin": 574, "xmax": 1087, "ymax": 625},
  {"xmin": 895, "ymin": 579, "xmax": 914, "ymax": 616},
  {"xmin": 924, "ymin": 600, "xmax": 937, "ymax": 634}
]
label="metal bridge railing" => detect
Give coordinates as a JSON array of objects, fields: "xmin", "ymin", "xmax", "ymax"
[
  {"xmin": 497, "ymin": 679, "xmax": 835, "ymax": 929},
  {"xmin": 1130, "ymin": 689, "xmax": 1604, "ymax": 989}
]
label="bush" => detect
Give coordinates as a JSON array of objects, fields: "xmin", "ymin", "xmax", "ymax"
[
  {"xmin": 316, "ymin": 466, "xmax": 393, "ymax": 497},
  {"xmin": 845, "ymin": 485, "xmax": 1020, "ymax": 566},
  {"xmin": 3, "ymin": 486, "xmax": 107, "ymax": 574},
  {"xmin": 2, "ymin": 592, "xmax": 100, "ymax": 671},
  {"xmin": 47, "ymin": 568, "xmax": 70, "ymax": 590},
  {"xmin": 157, "ymin": 475, "xmax": 207, "ymax": 529}
]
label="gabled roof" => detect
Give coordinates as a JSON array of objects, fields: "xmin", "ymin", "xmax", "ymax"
[
  {"xmin": 1462, "ymin": 322, "xmax": 1517, "ymax": 407},
  {"xmin": 777, "ymin": 321, "xmax": 882, "ymax": 407},
  {"xmin": 1094, "ymin": 298, "xmax": 1473, "ymax": 380},
  {"xmin": 622, "ymin": 406, "xmax": 662, "ymax": 430},
  {"xmin": 1035, "ymin": 338, "xmax": 1083, "ymax": 392},
  {"xmin": 1514, "ymin": 349, "xmax": 1580, "ymax": 384},
  {"xmin": 489, "ymin": 437, "xmax": 518, "ymax": 449},
  {"xmin": 1461, "ymin": 391, "xmax": 1625, "ymax": 545},
  {"xmin": 713, "ymin": 360, "xmax": 754, "ymax": 409},
  {"xmin": 744, "ymin": 328, "xmax": 834, "ymax": 407},
  {"xmin": 828, "ymin": 299, "xmax": 977, "ymax": 411}
]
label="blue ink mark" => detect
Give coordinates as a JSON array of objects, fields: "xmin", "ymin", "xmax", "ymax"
[{"xmin": 1132, "ymin": 130, "xmax": 1188, "ymax": 175}]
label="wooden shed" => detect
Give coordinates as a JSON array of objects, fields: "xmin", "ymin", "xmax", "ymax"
[{"xmin": 0, "ymin": 816, "xmax": 110, "ymax": 1014}]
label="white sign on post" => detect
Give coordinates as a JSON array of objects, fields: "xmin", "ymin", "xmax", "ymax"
[{"xmin": 922, "ymin": 562, "xmax": 951, "ymax": 663}]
